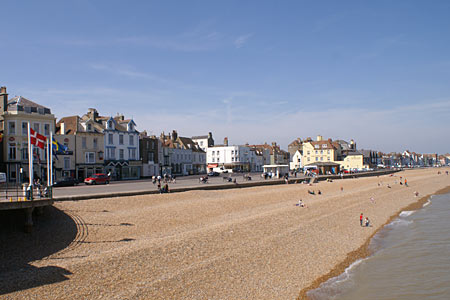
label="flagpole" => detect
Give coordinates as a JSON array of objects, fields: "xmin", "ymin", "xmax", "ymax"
[
  {"xmin": 50, "ymin": 131, "xmax": 53, "ymax": 186},
  {"xmin": 47, "ymin": 137, "xmax": 50, "ymax": 186},
  {"xmin": 28, "ymin": 122, "xmax": 33, "ymax": 187}
]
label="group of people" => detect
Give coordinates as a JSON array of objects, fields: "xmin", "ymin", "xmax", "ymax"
[
  {"xmin": 152, "ymin": 174, "xmax": 176, "ymax": 184},
  {"xmin": 360, "ymin": 213, "xmax": 371, "ymax": 227},
  {"xmin": 308, "ymin": 189, "xmax": 321, "ymax": 195}
]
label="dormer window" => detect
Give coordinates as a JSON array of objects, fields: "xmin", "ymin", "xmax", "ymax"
[
  {"xmin": 314, "ymin": 144, "xmax": 319, "ymax": 149},
  {"xmin": 108, "ymin": 120, "xmax": 113, "ymax": 129},
  {"xmin": 87, "ymin": 124, "xmax": 92, "ymax": 131},
  {"xmin": 322, "ymin": 144, "xmax": 327, "ymax": 148}
]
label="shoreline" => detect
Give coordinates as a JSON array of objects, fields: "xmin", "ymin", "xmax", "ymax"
[{"xmin": 298, "ymin": 184, "xmax": 450, "ymax": 300}]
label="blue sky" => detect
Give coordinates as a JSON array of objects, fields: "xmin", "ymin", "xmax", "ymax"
[{"xmin": 2, "ymin": 0, "xmax": 450, "ymax": 153}]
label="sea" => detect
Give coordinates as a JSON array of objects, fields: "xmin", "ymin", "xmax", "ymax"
[{"xmin": 307, "ymin": 192, "xmax": 450, "ymax": 300}]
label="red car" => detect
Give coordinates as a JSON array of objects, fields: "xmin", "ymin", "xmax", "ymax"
[{"xmin": 84, "ymin": 173, "xmax": 110, "ymax": 185}]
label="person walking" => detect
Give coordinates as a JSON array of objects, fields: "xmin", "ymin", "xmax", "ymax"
[
  {"xmin": 405, "ymin": 178, "xmax": 408, "ymax": 187},
  {"xmin": 360, "ymin": 213, "xmax": 364, "ymax": 226}
]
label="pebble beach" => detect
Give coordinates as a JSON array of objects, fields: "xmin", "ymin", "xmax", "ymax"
[{"xmin": 1, "ymin": 168, "xmax": 449, "ymax": 299}]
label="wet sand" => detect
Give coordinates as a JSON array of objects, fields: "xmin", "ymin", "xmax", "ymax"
[{"xmin": 1, "ymin": 168, "xmax": 449, "ymax": 299}]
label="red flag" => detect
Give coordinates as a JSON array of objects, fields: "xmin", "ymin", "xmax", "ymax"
[{"xmin": 30, "ymin": 127, "xmax": 47, "ymax": 149}]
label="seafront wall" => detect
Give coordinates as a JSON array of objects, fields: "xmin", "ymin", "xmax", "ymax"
[{"xmin": 54, "ymin": 169, "xmax": 399, "ymax": 202}]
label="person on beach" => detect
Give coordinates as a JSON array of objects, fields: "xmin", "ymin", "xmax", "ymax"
[
  {"xmin": 308, "ymin": 190, "xmax": 315, "ymax": 195},
  {"xmin": 297, "ymin": 199, "xmax": 306, "ymax": 207},
  {"xmin": 365, "ymin": 217, "xmax": 370, "ymax": 227},
  {"xmin": 318, "ymin": 190, "xmax": 322, "ymax": 195},
  {"xmin": 157, "ymin": 182, "xmax": 161, "ymax": 192},
  {"xmin": 370, "ymin": 197, "xmax": 375, "ymax": 204},
  {"xmin": 360, "ymin": 213, "xmax": 364, "ymax": 226},
  {"xmin": 387, "ymin": 184, "xmax": 391, "ymax": 188},
  {"xmin": 405, "ymin": 178, "xmax": 408, "ymax": 187},
  {"xmin": 340, "ymin": 186, "xmax": 344, "ymax": 192},
  {"xmin": 414, "ymin": 191, "xmax": 419, "ymax": 197}
]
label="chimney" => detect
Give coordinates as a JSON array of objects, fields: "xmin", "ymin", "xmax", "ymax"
[
  {"xmin": 60, "ymin": 122, "xmax": 65, "ymax": 135},
  {"xmin": 172, "ymin": 130, "xmax": 177, "ymax": 141},
  {"xmin": 350, "ymin": 139, "xmax": 356, "ymax": 150},
  {"xmin": 317, "ymin": 135, "xmax": 323, "ymax": 142},
  {"xmin": 0, "ymin": 86, "xmax": 8, "ymax": 113},
  {"xmin": 224, "ymin": 137, "xmax": 228, "ymax": 146},
  {"xmin": 87, "ymin": 108, "xmax": 98, "ymax": 122}
]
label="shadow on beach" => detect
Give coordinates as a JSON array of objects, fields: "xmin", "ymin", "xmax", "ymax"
[{"xmin": 0, "ymin": 206, "xmax": 77, "ymax": 295}]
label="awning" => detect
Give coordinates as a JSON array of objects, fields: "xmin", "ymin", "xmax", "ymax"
[{"xmin": 207, "ymin": 164, "xmax": 218, "ymax": 168}]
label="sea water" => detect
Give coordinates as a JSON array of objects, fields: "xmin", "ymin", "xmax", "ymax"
[{"xmin": 307, "ymin": 193, "xmax": 450, "ymax": 300}]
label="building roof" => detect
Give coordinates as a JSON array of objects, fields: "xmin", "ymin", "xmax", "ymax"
[
  {"xmin": 57, "ymin": 116, "xmax": 79, "ymax": 135},
  {"xmin": 308, "ymin": 140, "xmax": 338, "ymax": 150},
  {"xmin": 7, "ymin": 96, "xmax": 52, "ymax": 114},
  {"xmin": 192, "ymin": 135, "xmax": 208, "ymax": 139}
]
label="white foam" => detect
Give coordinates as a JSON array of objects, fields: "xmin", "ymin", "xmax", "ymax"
[
  {"xmin": 307, "ymin": 259, "xmax": 365, "ymax": 299},
  {"xmin": 386, "ymin": 218, "xmax": 413, "ymax": 228},
  {"xmin": 423, "ymin": 200, "xmax": 431, "ymax": 207},
  {"xmin": 399, "ymin": 210, "xmax": 415, "ymax": 217}
]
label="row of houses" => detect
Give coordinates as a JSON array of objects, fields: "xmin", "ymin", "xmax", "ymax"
[
  {"xmin": 0, "ymin": 86, "xmax": 447, "ymax": 183},
  {"xmin": 287, "ymin": 135, "xmax": 446, "ymax": 174}
]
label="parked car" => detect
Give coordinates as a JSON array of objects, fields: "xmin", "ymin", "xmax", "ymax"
[
  {"xmin": 84, "ymin": 173, "xmax": 110, "ymax": 185},
  {"xmin": 207, "ymin": 171, "xmax": 220, "ymax": 177},
  {"xmin": 53, "ymin": 177, "xmax": 79, "ymax": 187}
]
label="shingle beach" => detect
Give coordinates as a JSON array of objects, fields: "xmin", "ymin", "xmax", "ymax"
[{"xmin": 1, "ymin": 168, "xmax": 449, "ymax": 299}]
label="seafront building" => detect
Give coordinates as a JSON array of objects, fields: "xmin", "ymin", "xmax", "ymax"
[
  {"xmin": 207, "ymin": 138, "xmax": 264, "ymax": 172},
  {"xmin": 55, "ymin": 115, "xmax": 105, "ymax": 180},
  {"xmin": 139, "ymin": 131, "xmax": 161, "ymax": 177},
  {"xmin": 0, "ymin": 87, "xmax": 55, "ymax": 183},
  {"xmin": 80, "ymin": 109, "xmax": 141, "ymax": 180},
  {"xmin": 159, "ymin": 130, "xmax": 206, "ymax": 175},
  {"xmin": 192, "ymin": 132, "xmax": 214, "ymax": 152}
]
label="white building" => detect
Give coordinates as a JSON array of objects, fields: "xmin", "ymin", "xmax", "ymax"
[
  {"xmin": 290, "ymin": 150, "xmax": 302, "ymax": 170},
  {"xmin": 207, "ymin": 144, "xmax": 263, "ymax": 172}
]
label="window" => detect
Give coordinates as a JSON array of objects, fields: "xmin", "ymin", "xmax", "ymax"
[
  {"xmin": 8, "ymin": 121, "xmax": 15, "ymax": 134},
  {"xmin": 22, "ymin": 143, "xmax": 28, "ymax": 160},
  {"xmin": 320, "ymin": 157, "xmax": 323, "ymax": 161},
  {"xmin": 108, "ymin": 134, "xmax": 113, "ymax": 145},
  {"xmin": 314, "ymin": 144, "xmax": 319, "ymax": 149},
  {"xmin": 232, "ymin": 157, "xmax": 234, "ymax": 162},
  {"xmin": 8, "ymin": 143, "xmax": 16, "ymax": 160},
  {"xmin": 22, "ymin": 122, "xmax": 27, "ymax": 135},
  {"xmin": 217, "ymin": 151, "xmax": 220, "ymax": 155},
  {"xmin": 44, "ymin": 124, "xmax": 50, "ymax": 136},
  {"xmin": 93, "ymin": 138, "xmax": 98, "ymax": 149},
  {"xmin": 119, "ymin": 149, "xmax": 124, "ymax": 160},
  {"xmin": 322, "ymin": 144, "xmax": 327, "ymax": 148},
  {"xmin": 119, "ymin": 135, "xmax": 124, "ymax": 145},
  {"xmin": 64, "ymin": 157, "xmax": 70, "ymax": 170},
  {"xmin": 307, "ymin": 157, "xmax": 310, "ymax": 162},
  {"xmin": 85, "ymin": 152, "xmax": 95, "ymax": 163},
  {"xmin": 307, "ymin": 151, "xmax": 310, "ymax": 155},
  {"xmin": 130, "ymin": 148, "xmax": 136, "ymax": 159},
  {"xmin": 315, "ymin": 150, "xmax": 318, "ymax": 154},
  {"xmin": 217, "ymin": 157, "xmax": 220, "ymax": 162},
  {"xmin": 82, "ymin": 137, "xmax": 87, "ymax": 149},
  {"xmin": 315, "ymin": 157, "xmax": 318, "ymax": 161},
  {"xmin": 328, "ymin": 157, "xmax": 330, "ymax": 161},
  {"xmin": 320, "ymin": 150, "xmax": 323, "ymax": 154},
  {"xmin": 327, "ymin": 150, "xmax": 330, "ymax": 154},
  {"xmin": 129, "ymin": 135, "xmax": 134, "ymax": 145},
  {"xmin": 107, "ymin": 148, "xmax": 115, "ymax": 160},
  {"xmin": 212, "ymin": 158, "xmax": 215, "ymax": 162},
  {"xmin": 200, "ymin": 141, "xmax": 203, "ymax": 146},
  {"xmin": 33, "ymin": 123, "xmax": 39, "ymax": 133},
  {"xmin": 148, "ymin": 152, "xmax": 154, "ymax": 162},
  {"xmin": 108, "ymin": 120, "xmax": 113, "ymax": 128},
  {"xmin": 212, "ymin": 151, "xmax": 215, "ymax": 155}
]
